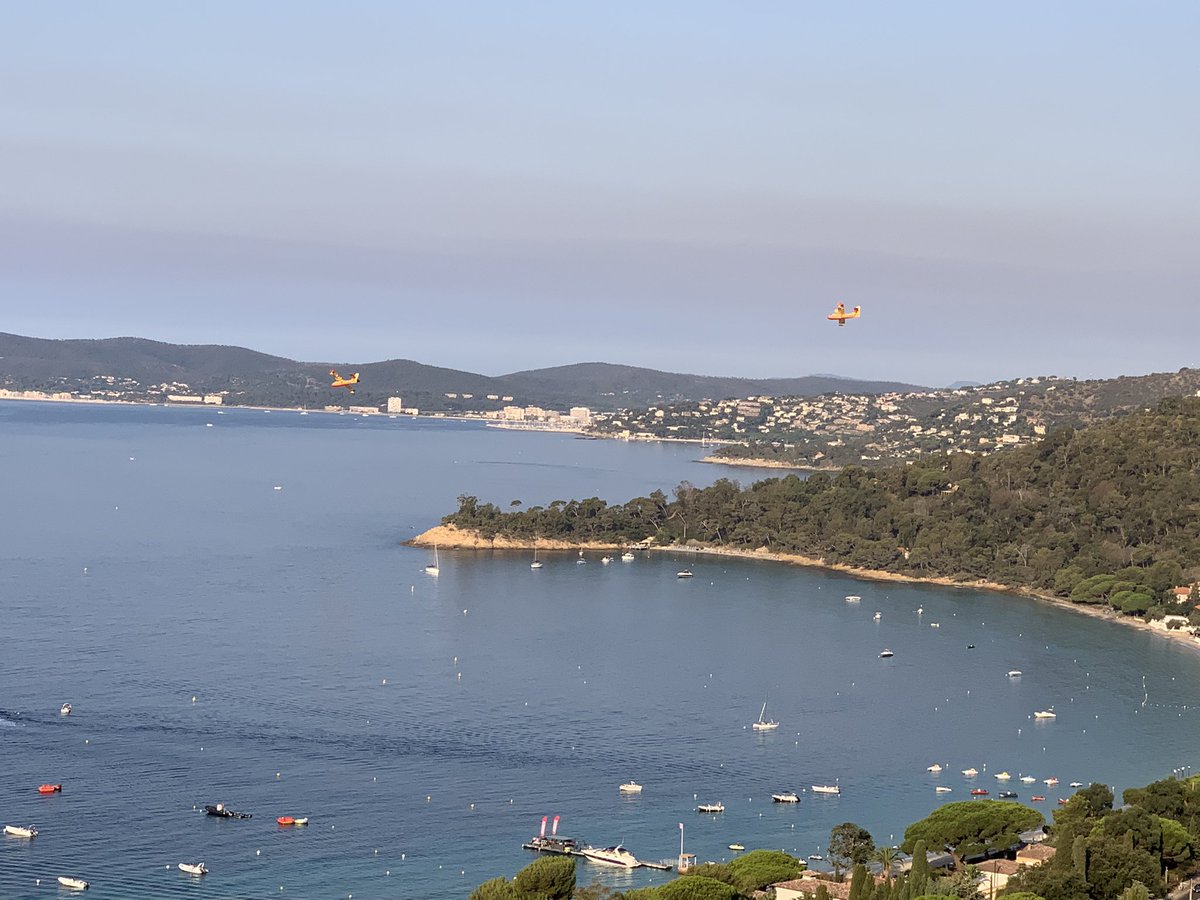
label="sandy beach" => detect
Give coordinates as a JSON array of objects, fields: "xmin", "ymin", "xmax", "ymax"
[{"xmin": 408, "ymin": 523, "xmax": 1200, "ymax": 653}]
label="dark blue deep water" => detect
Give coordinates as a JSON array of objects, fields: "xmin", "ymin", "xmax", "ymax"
[{"xmin": 2, "ymin": 402, "xmax": 1199, "ymax": 899}]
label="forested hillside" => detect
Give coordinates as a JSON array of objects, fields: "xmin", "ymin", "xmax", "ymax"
[{"xmin": 444, "ymin": 397, "xmax": 1200, "ymax": 618}]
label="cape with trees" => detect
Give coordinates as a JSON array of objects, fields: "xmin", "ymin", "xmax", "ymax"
[{"xmin": 440, "ymin": 398, "xmax": 1200, "ymax": 620}]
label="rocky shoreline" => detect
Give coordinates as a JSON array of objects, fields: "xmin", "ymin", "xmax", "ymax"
[{"xmin": 408, "ymin": 524, "xmax": 1200, "ymax": 652}]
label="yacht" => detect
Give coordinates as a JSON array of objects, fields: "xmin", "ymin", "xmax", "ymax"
[
  {"xmin": 1007, "ymin": 670, "xmax": 1023, "ymax": 678},
  {"xmin": 772, "ymin": 791, "xmax": 800, "ymax": 803},
  {"xmin": 424, "ymin": 545, "xmax": 440, "ymax": 577},
  {"xmin": 530, "ymin": 557, "xmax": 544, "ymax": 570},
  {"xmin": 523, "ymin": 816, "xmax": 581, "ymax": 856},
  {"xmin": 697, "ymin": 802, "xmax": 724, "ymax": 813},
  {"xmin": 1069, "ymin": 781, "xmax": 1085, "ymax": 788},
  {"xmin": 994, "ymin": 772, "xmax": 1011, "ymax": 780},
  {"xmin": 844, "ymin": 595, "xmax": 861, "ymax": 603},
  {"xmin": 811, "ymin": 784, "xmax": 841, "ymax": 795},
  {"xmin": 576, "ymin": 551, "xmax": 587, "ymax": 565},
  {"xmin": 1020, "ymin": 775, "xmax": 1037, "ymax": 783},
  {"xmin": 729, "ymin": 843, "xmax": 746, "ymax": 852},
  {"xmin": 621, "ymin": 551, "xmax": 636, "ymax": 562},
  {"xmin": 752, "ymin": 700, "xmax": 779, "ymax": 731},
  {"xmin": 677, "ymin": 570, "xmax": 694, "ymax": 578},
  {"xmin": 935, "ymin": 786, "xmax": 953, "ymax": 793},
  {"xmin": 879, "ymin": 649, "xmax": 894, "ymax": 658},
  {"xmin": 1034, "ymin": 709, "xmax": 1057, "ymax": 719},
  {"xmin": 619, "ymin": 781, "xmax": 643, "ymax": 793},
  {"xmin": 601, "ymin": 556, "xmax": 613, "ymax": 564},
  {"xmin": 927, "ymin": 764, "xmax": 943, "ymax": 773},
  {"xmin": 962, "ymin": 767, "xmax": 979, "ymax": 777},
  {"xmin": 178, "ymin": 863, "xmax": 208, "ymax": 876},
  {"xmin": 1044, "ymin": 777, "xmax": 1060, "ymax": 786},
  {"xmin": 582, "ymin": 845, "xmax": 639, "ymax": 868},
  {"xmin": 60, "ymin": 702, "xmax": 72, "ymax": 716}
]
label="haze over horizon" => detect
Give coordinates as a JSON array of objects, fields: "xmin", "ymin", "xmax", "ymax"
[{"xmin": 3, "ymin": 3, "xmax": 1197, "ymax": 386}]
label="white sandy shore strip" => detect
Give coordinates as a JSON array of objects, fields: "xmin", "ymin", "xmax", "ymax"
[{"xmin": 408, "ymin": 524, "xmax": 1200, "ymax": 653}]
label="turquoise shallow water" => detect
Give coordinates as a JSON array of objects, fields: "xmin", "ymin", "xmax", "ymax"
[{"xmin": 2, "ymin": 402, "xmax": 1199, "ymax": 899}]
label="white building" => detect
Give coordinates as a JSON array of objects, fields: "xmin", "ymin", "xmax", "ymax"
[{"xmin": 387, "ymin": 397, "xmax": 404, "ymax": 413}]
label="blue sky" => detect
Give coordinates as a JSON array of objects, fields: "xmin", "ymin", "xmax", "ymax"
[{"xmin": 2, "ymin": 3, "xmax": 1197, "ymax": 386}]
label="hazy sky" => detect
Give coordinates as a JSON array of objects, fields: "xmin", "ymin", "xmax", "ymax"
[{"xmin": 3, "ymin": 3, "xmax": 1197, "ymax": 386}]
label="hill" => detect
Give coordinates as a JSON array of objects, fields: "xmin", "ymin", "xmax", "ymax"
[
  {"xmin": 439, "ymin": 397, "xmax": 1200, "ymax": 620},
  {"xmin": 0, "ymin": 332, "xmax": 922, "ymax": 411}
]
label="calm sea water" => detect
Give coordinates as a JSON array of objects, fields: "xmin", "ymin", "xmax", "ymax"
[{"xmin": 2, "ymin": 402, "xmax": 1199, "ymax": 900}]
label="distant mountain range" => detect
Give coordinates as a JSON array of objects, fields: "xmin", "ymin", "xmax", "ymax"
[{"xmin": 0, "ymin": 333, "xmax": 925, "ymax": 411}]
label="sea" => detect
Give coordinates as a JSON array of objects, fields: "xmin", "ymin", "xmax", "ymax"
[{"xmin": 2, "ymin": 401, "xmax": 1199, "ymax": 900}]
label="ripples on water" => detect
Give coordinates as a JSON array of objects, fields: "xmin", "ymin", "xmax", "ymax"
[{"xmin": 2, "ymin": 403, "xmax": 1200, "ymax": 898}]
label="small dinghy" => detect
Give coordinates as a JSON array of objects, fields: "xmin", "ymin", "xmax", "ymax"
[
  {"xmin": 4, "ymin": 825, "xmax": 38, "ymax": 838},
  {"xmin": 204, "ymin": 803, "xmax": 251, "ymax": 819},
  {"xmin": 38, "ymin": 783, "xmax": 63, "ymax": 794},
  {"xmin": 178, "ymin": 862, "xmax": 208, "ymax": 876},
  {"xmin": 57, "ymin": 876, "xmax": 89, "ymax": 890}
]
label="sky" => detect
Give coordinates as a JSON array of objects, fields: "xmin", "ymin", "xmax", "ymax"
[{"xmin": 2, "ymin": 2, "xmax": 1198, "ymax": 387}]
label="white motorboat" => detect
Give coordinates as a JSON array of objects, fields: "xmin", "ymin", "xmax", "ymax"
[
  {"xmin": 845, "ymin": 595, "xmax": 861, "ymax": 603},
  {"xmin": 927, "ymin": 764, "xmax": 943, "ymax": 773},
  {"xmin": 935, "ymin": 786, "xmax": 953, "ymax": 793},
  {"xmin": 1007, "ymin": 670, "xmax": 1023, "ymax": 677},
  {"xmin": 424, "ymin": 545, "xmax": 440, "ymax": 577},
  {"xmin": 995, "ymin": 772, "xmax": 1011, "ymax": 780},
  {"xmin": 1020, "ymin": 775, "xmax": 1037, "ymax": 783},
  {"xmin": 879, "ymin": 649, "xmax": 894, "ymax": 658},
  {"xmin": 697, "ymin": 802, "xmax": 724, "ymax": 813},
  {"xmin": 1034, "ymin": 709, "xmax": 1057, "ymax": 719},
  {"xmin": 752, "ymin": 700, "xmax": 779, "ymax": 731},
  {"xmin": 582, "ymin": 845, "xmax": 639, "ymax": 868},
  {"xmin": 576, "ymin": 551, "xmax": 587, "ymax": 565},
  {"xmin": 621, "ymin": 551, "xmax": 635, "ymax": 562},
  {"xmin": 962, "ymin": 767, "xmax": 979, "ymax": 777},
  {"xmin": 929, "ymin": 622, "xmax": 940, "ymax": 628},
  {"xmin": 677, "ymin": 570, "xmax": 693, "ymax": 578},
  {"xmin": 178, "ymin": 862, "xmax": 208, "ymax": 876},
  {"xmin": 1069, "ymin": 781, "xmax": 1084, "ymax": 788},
  {"xmin": 873, "ymin": 612, "xmax": 882, "ymax": 621},
  {"xmin": 57, "ymin": 877, "xmax": 89, "ymax": 890},
  {"xmin": 811, "ymin": 784, "xmax": 841, "ymax": 795},
  {"xmin": 60, "ymin": 702, "xmax": 72, "ymax": 716},
  {"xmin": 601, "ymin": 556, "xmax": 613, "ymax": 564},
  {"xmin": 619, "ymin": 781, "xmax": 643, "ymax": 793},
  {"xmin": 772, "ymin": 791, "xmax": 800, "ymax": 803},
  {"xmin": 4, "ymin": 825, "xmax": 38, "ymax": 838},
  {"xmin": 1044, "ymin": 777, "xmax": 1060, "ymax": 786}
]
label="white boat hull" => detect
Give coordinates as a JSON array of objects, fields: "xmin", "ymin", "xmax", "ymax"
[
  {"xmin": 58, "ymin": 877, "xmax": 89, "ymax": 890},
  {"xmin": 4, "ymin": 825, "xmax": 37, "ymax": 838}
]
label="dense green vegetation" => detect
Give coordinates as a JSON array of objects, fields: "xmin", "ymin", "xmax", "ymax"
[
  {"xmin": 470, "ymin": 771, "xmax": 1200, "ymax": 899},
  {"xmin": 445, "ymin": 398, "xmax": 1200, "ymax": 619}
]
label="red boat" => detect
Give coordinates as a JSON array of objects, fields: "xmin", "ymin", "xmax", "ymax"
[
  {"xmin": 1031, "ymin": 795, "xmax": 1046, "ymax": 801},
  {"xmin": 970, "ymin": 788, "xmax": 989, "ymax": 796},
  {"xmin": 1057, "ymin": 798, "xmax": 1069, "ymax": 805},
  {"xmin": 37, "ymin": 784, "xmax": 62, "ymax": 794}
]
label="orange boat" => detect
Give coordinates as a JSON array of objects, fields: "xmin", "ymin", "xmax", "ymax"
[
  {"xmin": 277, "ymin": 816, "xmax": 295, "ymax": 826},
  {"xmin": 1031, "ymin": 795, "xmax": 1046, "ymax": 802},
  {"xmin": 38, "ymin": 784, "xmax": 62, "ymax": 794}
]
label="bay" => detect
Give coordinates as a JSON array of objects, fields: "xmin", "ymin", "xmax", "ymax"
[{"xmin": 1, "ymin": 402, "xmax": 1197, "ymax": 900}]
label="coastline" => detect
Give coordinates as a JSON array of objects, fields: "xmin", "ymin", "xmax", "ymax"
[
  {"xmin": 408, "ymin": 524, "xmax": 1200, "ymax": 653},
  {"xmin": 699, "ymin": 454, "xmax": 833, "ymax": 472}
]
